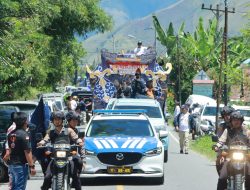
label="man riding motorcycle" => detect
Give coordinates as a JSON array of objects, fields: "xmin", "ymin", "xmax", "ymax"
[
  {"xmin": 215, "ymin": 106, "xmax": 235, "ymax": 175},
  {"xmin": 213, "ymin": 111, "xmax": 250, "ymax": 190},
  {"xmin": 217, "ymin": 106, "xmax": 235, "ymax": 138},
  {"xmin": 65, "ymin": 111, "xmax": 84, "ymax": 190},
  {"xmin": 38, "ymin": 111, "xmax": 83, "ymax": 190}
]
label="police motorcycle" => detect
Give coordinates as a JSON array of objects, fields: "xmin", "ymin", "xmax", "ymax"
[
  {"xmin": 215, "ymin": 141, "xmax": 250, "ymax": 190},
  {"xmin": 37, "ymin": 134, "xmax": 80, "ymax": 190}
]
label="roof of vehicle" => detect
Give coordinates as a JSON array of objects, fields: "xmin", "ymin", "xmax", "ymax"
[
  {"xmin": 185, "ymin": 94, "xmax": 216, "ymax": 106},
  {"xmin": 41, "ymin": 93, "xmax": 64, "ymax": 98},
  {"xmin": 91, "ymin": 109, "xmax": 150, "ymax": 121},
  {"xmin": 113, "ymin": 98, "xmax": 159, "ymax": 107},
  {"xmin": 0, "ymin": 101, "xmax": 38, "ymax": 106}
]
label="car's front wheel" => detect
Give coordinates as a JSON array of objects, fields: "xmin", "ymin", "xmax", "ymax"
[{"xmin": 164, "ymin": 150, "xmax": 168, "ymax": 163}]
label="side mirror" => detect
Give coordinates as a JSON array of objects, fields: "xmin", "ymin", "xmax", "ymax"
[
  {"xmin": 35, "ymin": 133, "xmax": 43, "ymax": 142},
  {"xmin": 159, "ymin": 130, "xmax": 168, "ymax": 138},
  {"xmin": 211, "ymin": 135, "xmax": 218, "ymax": 142}
]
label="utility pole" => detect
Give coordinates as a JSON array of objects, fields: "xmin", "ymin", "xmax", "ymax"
[
  {"xmin": 201, "ymin": 1, "xmax": 235, "ymax": 131},
  {"xmin": 176, "ymin": 35, "xmax": 181, "ymax": 105}
]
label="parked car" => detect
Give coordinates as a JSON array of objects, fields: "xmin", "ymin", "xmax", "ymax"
[
  {"xmin": 0, "ymin": 101, "xmax": 38, "ymax": 120},
  {"xmin": 232, "ymin": 105, "xmax": 250, "ymax": 126},
  {"xmin": 0, "ymin": 105, "xmax": 19, "ymax": 182},
  {"xmin": 41, "ymin": 93, "xmax": 66, "ymax": 112},
  {"xmin": 82, "ymin": 109, "xmax": 166, "ymax": 184},
  {"xmin": 108, "ymin": 98, "xmax": 169, "ymax": 163},
  {"xmin": 185, "ymin": 94, "xmax": 216, "ymax": 110},
  {"xmin": 199, "ymin": 103, "xmax": 224, "ymax": 134}
]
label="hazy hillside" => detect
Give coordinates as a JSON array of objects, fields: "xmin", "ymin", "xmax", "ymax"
[
  {"xmin": 101, "ymin": 0, "xmax": 177, "ymax": 26},
  {"xmin": 81, "ymin": 0, "xmax": 249, "ymax": 65}
]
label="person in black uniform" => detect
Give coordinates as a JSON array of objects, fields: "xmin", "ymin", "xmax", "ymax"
[
  {"xmin": 215, "ymin": 106, "xmax": 235, "ymax": 175},
  {"xmin": 130, "ymin": 68, "xmax": 146, "ymax": 98},
  {"xmin": 38, "ymin": 111, "xmax": 83, "ymax": 190},
  {"xmin": 7, "ymin": 112, "xmax": 36, "ymax": 190},
  {"xmin": 66, "ymin": 111, "xmax": 84, "ymax": 190}
]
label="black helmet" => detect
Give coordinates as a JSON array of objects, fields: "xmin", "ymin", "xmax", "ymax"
[
  {"xmin": 230, "ymin": 111, "xmax": 244, "ymax": 122},
  {"xmin": 50, "ymin": 111, "xmax": 65, "ymax": 121},
  {"xmin": 66, "ymin": 111, "xmax": 80, "ymax": 122},
  {"xmin": 221, "ymin": 106, "xmax": 235, "ymax": 117}
]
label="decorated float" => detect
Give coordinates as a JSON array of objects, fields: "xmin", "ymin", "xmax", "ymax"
[{"xmin": 86, "ymin": 48, "xmax": 172, "ymax": 110}]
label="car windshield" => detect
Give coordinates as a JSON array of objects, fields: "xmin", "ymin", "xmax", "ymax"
[
  {"xmin": 114, "ymin": 105, "xmax": 162, "ymax": 118},
  {"xmin": 55, "ymin": 101, "xmax": 62, "ymax": 110},
  {"xmin": 0, "ymin": 106, "xmax": 17, "ymax": 133},
  {"xmin": 86, "ymin": 119, "xmax": 154, "ymax": 137},
  {"xmin": 203, "ymin": 106, "xmax": 222, "ymax": 116},
  {"xmin": 238, "ymin": 110, "xmax": 250, "ymax": 117}
]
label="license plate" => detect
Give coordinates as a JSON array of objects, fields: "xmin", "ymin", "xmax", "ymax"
[{"xmin": 107, "ymin": 166, "xmax": 133, "ymax": 174}]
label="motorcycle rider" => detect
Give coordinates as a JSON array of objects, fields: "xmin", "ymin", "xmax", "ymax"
[
  {"xmin": 215, "ymin": 106, "xmax": 235, "ymax": 175},
  {"xmin": 66, "ymin": 111, "xmax": 84, "ymax": 190},
  {"xmin": 216, "ymin": 106, "xmax": 235, "ymax": 137},
  {"xmin": 37, "ymin": 111, "xmax": 83, "ymax": 190},
  {"xmin": 213, "ymin": 111, "xmax": 250, "ymax": 190}
]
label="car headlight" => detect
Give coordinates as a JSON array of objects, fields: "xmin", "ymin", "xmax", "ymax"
[
  {"xmin": 85, "ymin": 149, "xmax": 96, "ymax": 156},
  {"xmin": 56, "ymin": 151, "xmax": 67, "ymax": 158},
  {"xmin": 232, "ymin": 152, "xmax": 244, "ymax": 161},
  {"xmin": 145, "ymin": 147, "xmax": 162, "ymax": 156}
]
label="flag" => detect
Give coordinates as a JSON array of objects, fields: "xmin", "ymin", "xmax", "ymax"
[{"xmin": 30, "ymin": 97, "xmax": 51, "ymax": 160}]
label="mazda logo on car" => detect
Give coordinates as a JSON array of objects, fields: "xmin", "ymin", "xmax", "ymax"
[{"xmin": 116, "ymin": 153, "xmax": 124, "ymax": 161}]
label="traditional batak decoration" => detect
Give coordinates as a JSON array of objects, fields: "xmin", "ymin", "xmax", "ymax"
[
  {"xmin": 145, "ymin": 62, "xmax": 173, "ymax": 98},
  {"xmin": 86, "ymin": 65, "xmax": 116, "ymax": 103}
]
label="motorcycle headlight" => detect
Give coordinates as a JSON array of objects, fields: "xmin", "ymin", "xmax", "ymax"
[
  {"xmin": 56, "ymin": 151, "xmax": 67, "ymax": 158},
  {"xmin": 232, "ymin": 152, "xmax": 244, "ymax": 161},
  {"xmin": 145, "ymin": 147, "xmax": 162, "ymax": 156}
]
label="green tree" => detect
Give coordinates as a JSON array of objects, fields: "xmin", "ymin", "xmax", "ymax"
[{"xmin": 0, "ymin": 0, "xmax": 112, "ymax": 100}]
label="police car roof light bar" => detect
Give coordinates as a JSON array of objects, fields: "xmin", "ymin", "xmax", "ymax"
[{"xmin": 93, "ymin": 109, "xmax": 147, "ymax": 115}]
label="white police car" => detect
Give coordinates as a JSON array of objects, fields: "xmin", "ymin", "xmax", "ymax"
[{"xmin": 81, "ymin": 110, "xmax": 167, "ymax": 184}]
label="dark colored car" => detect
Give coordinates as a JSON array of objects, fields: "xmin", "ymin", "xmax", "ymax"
[{"xmin": 0, "ymin": 105, "xmax": 19, "ymax": 182}]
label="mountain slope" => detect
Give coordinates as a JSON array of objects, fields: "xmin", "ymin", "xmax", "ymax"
[{"xmin": 82, "ymin": 0, "xmax": 249, "ymax": 65}]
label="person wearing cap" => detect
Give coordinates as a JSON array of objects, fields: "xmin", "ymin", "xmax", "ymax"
[
  {"xmin": 175, "ymin": 104, "xmax": 195, "ymax": 154},
  {"xmin": 213, "ymin": 111, "xmax": 250, "ymax": 190},
  {"xmin": 134, "ymin": 41, "xmax": 147, "ymax": 56}
]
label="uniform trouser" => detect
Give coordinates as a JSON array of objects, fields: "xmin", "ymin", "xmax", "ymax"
[
  {"xmin": 217, "ymin": 160, "xmax": 250, "ymax": 190},
  {"xmin": 41, "ymin": 156, "xmax": 82, "ymax": 190},
  {"xmin": 8, "ymin": 164, "xmax": 29, "ymax": 190},
  {"xmin": 179, "ymin": 131, "xmax": 189, "ymax": 153},
  {"xmin": 71, "ymin": 156, "xmax": 83, "ymax": 190}
]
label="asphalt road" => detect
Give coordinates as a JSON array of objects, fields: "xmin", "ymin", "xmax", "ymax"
[{"xmin": 0, "ymin": 128, "xmax": 218, "ymax": 190}]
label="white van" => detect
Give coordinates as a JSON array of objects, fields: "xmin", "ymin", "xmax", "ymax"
[{"xmin": 185, "ymin": 94, "xmax": 216, "ymax": 109}]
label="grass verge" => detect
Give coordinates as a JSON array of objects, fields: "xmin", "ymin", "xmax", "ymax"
[{"xmin": 190, "ymin": 135, "xmax": 216, "ymax": 161}]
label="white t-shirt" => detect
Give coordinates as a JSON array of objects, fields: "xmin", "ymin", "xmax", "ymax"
[
  {"xmin": 134, "ymin": 46, "xmax": 147, "ymax": 56},
  {"xmin": 179, "ymin": 113, "xmax": 190, "ymax": 132},
  {"xmin": 70, "ymin": 100, "xmax": 78, "ymax": 111}
]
